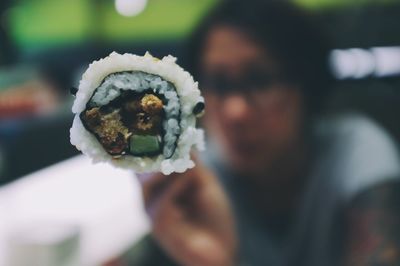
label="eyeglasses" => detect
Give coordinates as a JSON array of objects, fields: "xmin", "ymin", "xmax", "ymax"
[
  {"xmin": 200, "ymin": 70, "xmax": 292, "ymax": 111},
  {"xmin": 200, "ymin": 69, "xmax": 284, "ymax": 94}
]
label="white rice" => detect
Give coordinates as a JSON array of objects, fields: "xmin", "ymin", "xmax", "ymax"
[{"xmin": 70, "ymin": 52, "xmax": 205, "ymax": 175}]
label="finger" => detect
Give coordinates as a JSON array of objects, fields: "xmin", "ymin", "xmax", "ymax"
[
  {"xmin": 136, "ymin": 172, "xmax": 159, "ymax": 184},
  {"xmin": 188, "ymin": 159, "xmax": 215, "ymax": 187},
  {"xmin": 135, "ymin": 163, "xmax": 203, "ymax": 218},
  {"xmin": 136, "ymin": 153, "xmax": 200, "ymax": 189},
  {"xmin": 150, "ymin": 173, "xmax": 193, "ymax": 225},
  {"xmin": 138, "ymin": 172, "xmax": 186, "ymax": 213},
  {"xmin": 137, "ymin": 172, "xmax": 170, "ymax": 207},
  {"xmin": 135, "ymin": 172, "xmax": 160, "ymax": 204}
]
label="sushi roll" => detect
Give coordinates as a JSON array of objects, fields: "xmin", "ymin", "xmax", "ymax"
[{"xmin": 70, "ymin": 52, "xmax": 205, "ymax": 175}]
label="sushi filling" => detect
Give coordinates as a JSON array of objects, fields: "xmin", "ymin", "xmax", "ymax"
[{"xmin": 80, "ymin": 71, "xmax": 181, "ymax": 158}]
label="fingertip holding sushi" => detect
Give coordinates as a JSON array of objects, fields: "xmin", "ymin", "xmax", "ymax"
[{"xmin": 70, "ymin": 51, "xmax": 205, "ymax": 175}]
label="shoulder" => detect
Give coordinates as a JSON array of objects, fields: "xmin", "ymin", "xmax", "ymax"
[{"xmin": 314, "ymin": 113, "xmax": 400, "ymax": 201}]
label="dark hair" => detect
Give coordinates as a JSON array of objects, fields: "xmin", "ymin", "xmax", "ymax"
[{"xmin": 184, "ymin": 0, "xmax": 334, "ymax": 114}]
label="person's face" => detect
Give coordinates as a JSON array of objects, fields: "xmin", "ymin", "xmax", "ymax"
[{"xmin": 201, "ymin": 26, "xmax": 305, "ymax": 176}]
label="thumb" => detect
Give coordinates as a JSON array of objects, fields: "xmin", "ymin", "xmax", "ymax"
[{"xmin": 148, "ymin": 173, "xmax": 191, "ymax": 220}]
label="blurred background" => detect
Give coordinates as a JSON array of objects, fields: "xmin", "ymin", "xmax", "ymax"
[
  {"xmin": 1, "ymin": 0, "xmax": 400, "ymax": 183},
  {"xmin": 0, "ymin": 0, "xmax": 400, "ymax": 265}
]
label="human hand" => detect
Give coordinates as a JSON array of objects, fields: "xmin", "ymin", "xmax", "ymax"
[{"xmin": 137, "ymin": 159, "xmax": 237, "ymax": 266}]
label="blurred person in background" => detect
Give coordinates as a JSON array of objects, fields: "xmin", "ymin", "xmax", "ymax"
[{"xmin": 127, "ymin": 1, "xmax": 400, "ymax": 266}]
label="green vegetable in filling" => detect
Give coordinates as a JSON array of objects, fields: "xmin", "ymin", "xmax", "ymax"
[{"xmin": 130, "ymin": 134, "xmax": 161, "ymax": 156}]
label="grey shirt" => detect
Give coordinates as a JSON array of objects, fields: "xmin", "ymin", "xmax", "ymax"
[{"xmin": 206, "ymin": 113, "xmax": 400, "ymax": 266}]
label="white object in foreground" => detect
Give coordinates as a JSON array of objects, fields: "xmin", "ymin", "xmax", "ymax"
[{"xmin": 0, "ymin": 156, "xmax": 150, "ymax": 266}]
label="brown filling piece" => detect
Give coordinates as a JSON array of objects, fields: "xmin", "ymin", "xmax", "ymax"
[{"xmin": 81, "ymin": 93, "xmax": 164, "ymax": 156}]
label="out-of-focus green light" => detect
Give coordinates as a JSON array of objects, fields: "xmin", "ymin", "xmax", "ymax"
[
  {"xmin": 8, "ymin": 0, "xmax": 217, "ymax": 53},
  {"xmin": 101, "ymin": 0, "xmax": 216, "ymax": 41},
  {"xmin": 9, "ymin": 0, "xmax": 91, "ymax": 48}
]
